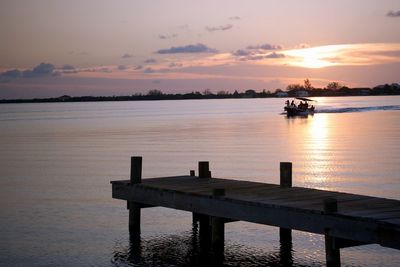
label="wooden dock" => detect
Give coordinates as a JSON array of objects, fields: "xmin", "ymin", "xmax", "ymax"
[{"xmin": 111, "ymin": 157, "xmax": 400, "ymax": 266}]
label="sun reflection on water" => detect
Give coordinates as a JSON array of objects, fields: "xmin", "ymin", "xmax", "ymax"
[{"xmin": 306, "ymin": 114, "xmax": 334, "ymax": 188}]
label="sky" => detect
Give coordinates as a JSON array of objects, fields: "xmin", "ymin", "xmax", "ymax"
[{"xmin": 0, "ymin": 0, "xmax": 400, "ymax": 99}]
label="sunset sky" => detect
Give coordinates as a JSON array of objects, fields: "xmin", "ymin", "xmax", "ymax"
[{"xmin": 1, "ymin": 0, "xmax": 400, "ymax": 99}]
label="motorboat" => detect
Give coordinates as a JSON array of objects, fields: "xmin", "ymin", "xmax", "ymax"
[{"xmin": 284, "ymin": 97, "xmax": 316, "ymax": 116}]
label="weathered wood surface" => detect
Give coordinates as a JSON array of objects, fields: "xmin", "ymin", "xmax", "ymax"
[{"xmin": 111, "ymin": 176, "xmax": 400, "ymax": 250}]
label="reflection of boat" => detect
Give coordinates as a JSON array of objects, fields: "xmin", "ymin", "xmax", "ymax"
[{"xmin": 284, "ymin": 97, "xmax": 316, "ymax": 116}]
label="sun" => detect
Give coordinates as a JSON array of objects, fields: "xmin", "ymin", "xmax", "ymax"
[
  {"xmin": 283, "ymin": 45, "xmax": 345, "ymax": 68},
  {"xmin": 300, "ymin": 54, "xmax": 330, "ymax": 68}
]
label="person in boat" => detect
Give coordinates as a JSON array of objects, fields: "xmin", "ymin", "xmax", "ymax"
[
  {"xmin": 304, "ymin": 101, "xmax": 308, "ymax": 109},
  {"xmin": 290, "ymin": 100, "xmax": 296, "ymax": 107},
  {"xmin": 298, "ymin": 101, "xmax": 304, "ymax": 110},
  {"xmin": 285, "ymin": 100, "xmax": 290, "ymax": 107}
]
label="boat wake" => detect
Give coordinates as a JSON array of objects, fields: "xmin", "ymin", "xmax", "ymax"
[{"xmin": 316, "ymin": 105, "xmax": 400, "ymax": 114}]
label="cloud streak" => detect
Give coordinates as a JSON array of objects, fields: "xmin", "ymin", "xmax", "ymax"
[
  {"xmin": 229, "ymin": 16, "xmax": 241, "ymax": 20},
  {"xmin": 144, "ymin": 58, "xmax": 157, "ymax": 63},
  {"xmin": 206, "ymin": 24, "xmax": 233, "ymax": 32},
  {"xmin": 121, "ymin": 53, "xmax": 133, "ymax": 59},
  {"xmin": 159, "ymin": 33, "xmax": 178, "ymax": 39},
  {"xmin": 387, "ymin": 10, "xmax": 400, "ymax": 17},
  {"xmin": 247, "ymin": 44, "xmax": 282, "ymax": 50},
  {"xmin": 156, "ymin": 43, "xmax": 218, "ymax": 54}
]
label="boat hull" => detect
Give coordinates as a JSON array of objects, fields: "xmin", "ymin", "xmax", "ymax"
[{"xmin": 284, "ymin": 106, "xmax": 314, "ymax": 116}]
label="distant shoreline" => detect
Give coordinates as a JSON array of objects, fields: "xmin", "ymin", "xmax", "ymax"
[{"xmin": 1, "ymin": 86, "xmax": 399, "ymax": 104}]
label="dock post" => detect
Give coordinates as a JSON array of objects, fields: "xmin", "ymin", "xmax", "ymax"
[
  {"xmin": 279, "ymin": 162, "xmax": 293, "ymax": 263},
  {"xmin": 324, "ymin": 198, "xmax": 340, "ymax": 267},
  {"xmin": 128, "ymin": 156, "xmax": 142, "ymax": 235},
  {"xmin": 197, "ymin": 161, "xmax": 212, "ymax": 253},
  {"xmin": 199, "ymin": 214, "xmax": 211, "ymax": 253},
  {"xmin": 211, "ymin": 188, "xmax": 225, "ymax": 264},
  {"xmin": 211, "ymin": 191, "xmax": 225, "ymax": 254},
  {"xmin": 280, "ymin": 162, "xmax": 292, "ymax": 187},
  {"xmin": 211, "ymin": 216, "xmax": 224, "ymax": 264},
  {"xmin": 199, "ymin": 161, "xmax": 211, "ymax": 178}
]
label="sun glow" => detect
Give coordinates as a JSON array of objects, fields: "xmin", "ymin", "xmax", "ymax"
[
  {"xmin": 282, "ymin": 43, "xmax": 400, "ymax": 69},
  {"xmin": 283, "ymin": 45, "xmax": 346, "ymax": 68}
]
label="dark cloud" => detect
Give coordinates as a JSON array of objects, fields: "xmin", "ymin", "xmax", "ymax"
[
  {"xmin": 118, "ymin": 65, "xmax": 127, "ymax": 70},
  {"xmin": 247, "ymin": 44, "xmax": 282, "ymax": 50},
  {"xmin": 232, "ymin": 45, "xmax": 284, "ymax": 59},
  {"xmin": 1, "ymin": 63, "xmax": 56, "ymax": 79},
  {"xmin": 264, "ymin": 52, "xmax": 285, "ymax": 59},
  {"xmin": 232, "ymin": 49, "xmax": 251, "ymax": 56},
  {"xmin": 32, "ymin": 63, "xmax": 55, "ymax": 75},
  {"xmin": 387, "ymin": 10, "xmax": 400, "ymax": 17},
  {"xmin": 62, "ymin": 64, "xmax": 75, "ymax": 70},
  {"xmin": 121, "ymin": 53, "xmax": 133, "ymax": 58},
  {"xmin": 0, "ymin": 63, "xmax": 83, "ymax": 80},
  {"xmin": 235, "ymin": 52, "xmax": 285, "ymax": 61},
  {"xmin": 159, "ymin": 33, "xmax": 178, "ymax": 39},
  {"xmin": 144, "ymin": 67, "xmax": 172, "ymax": 74},
  {"xmin": 144, "ymin": 58, "xmax": 157, "ymax": 63},
  {"xmin": 23, "ymin": 63, "xmax": 55, "ymax": 77},
  {"xmin": 1, "ymin": 69, "xmax": 22, "ymax": 78},
  {"xmin": 156, "ymin": 43, "xmax": 217, "ymax": 54},
  {"xmin": 60, "ymin": 64, "xmax": 78, "ymax": 74},
  {"xmin": 169, "ymin": 62, "xmax": 183, "ymax": 68},
  {"xmin": 206, "ymin": 24, "xmax": 233, "ymax": 32},
  {"xmin": 144, "ymin": 67, "xmax": 155, "ymax": 73},
  {"xmin": 229, "ymin": 16, "xmax": 241, "ymax": 20},
  {"xmin": 80, "ymin": 67, "xmax": 112, "ymax": 73}
]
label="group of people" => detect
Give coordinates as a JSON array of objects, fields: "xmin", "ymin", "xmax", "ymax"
[{"xmin": 285, "ymin": 100, "xmax": 314, "ymax": 111}]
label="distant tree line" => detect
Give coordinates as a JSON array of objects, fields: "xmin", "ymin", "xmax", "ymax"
[
  {"xmin": 1, "ymin": 80, "xmax": 399, "ymax": 104},
  {"xmin": 283, "ymin": 79, "xmax": 400, "ymax": 97}
]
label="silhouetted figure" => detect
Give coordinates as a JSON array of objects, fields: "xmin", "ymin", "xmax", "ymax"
[{"xmin": 299, "ymin": 101, "xmax": 304, "ymax": 110}]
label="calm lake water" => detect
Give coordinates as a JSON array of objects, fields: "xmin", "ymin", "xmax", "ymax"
[{"xmin": 0, "ymin": 96, "xmax": 399, "ymax": 266}]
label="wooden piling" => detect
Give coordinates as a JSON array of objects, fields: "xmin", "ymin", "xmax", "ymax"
[
  {"xmin": 211, "ymin": 188, "xmax": 225, "ymax": 263},
  {"xmin": 199, "ymin": 161, "xmax": 211, "ymax": 178},
  {"xmin": 194, "ymin": 163, "xmax": 210, "ymax": 224},
  {"xmin": 279, "ymin": 227, "xmax": 293, "ymax": 266},
  {"xmin": 279, "ymin": 162, "xmax": 293, "ymax": 256},
  {"xmin": 280, "ymin": 162, "xmax": 292, "ymax": 187},
  {"xmin": 199, "ymin": 214, "xmax": 211, "ymax": 251},
  {"xmin": 211, "ymin": 216, "xmax": 224, "ymax": 260},
  {"xmin": 130, "ymin": 156, "xmax": 142, "ymax": 184},
  {"xmin": 129, "ymin": 156, "xmax": 142, "ymax": 235},
  {"xmin": 324, "ymin": 198, "xmax": 340, "ymax": 267},
  {"xmin": 198, "ymin": 161, "xmax": 212, "ymax": 243},
  {"xmin": 129, "ymin": 202, "xmax": 141, "ymax": 235}
]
